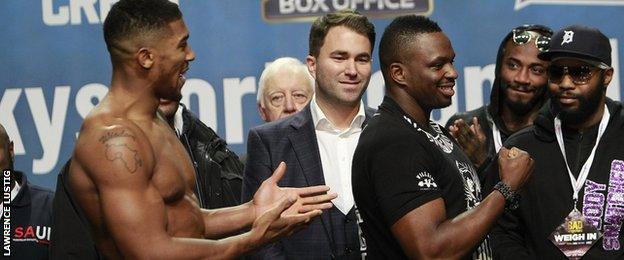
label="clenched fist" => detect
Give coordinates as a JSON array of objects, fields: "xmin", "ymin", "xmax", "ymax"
[{"xmin": 498, "ymin": 147, "xmax": 534, "ymax": 191}]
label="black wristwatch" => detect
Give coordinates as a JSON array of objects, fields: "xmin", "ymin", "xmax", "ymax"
[{"xmin": 493, "ymin": 181, "xmax": 520, "ymax": 211}]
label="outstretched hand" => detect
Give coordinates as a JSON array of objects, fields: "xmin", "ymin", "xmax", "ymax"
[
  {"xmin": 249, "ymin": 193, "xmax": 322, "ymax": 247},
  {"xmin": 449, "ymin": 117, "xmax": 488, "ymax": 168},
  {"xmin": 248, "ymin": 162, "xmax": 336, "ymax": 246},
  {"xmin": 252, "ymin": 162, "xmax": 337, "ymax": 219}
]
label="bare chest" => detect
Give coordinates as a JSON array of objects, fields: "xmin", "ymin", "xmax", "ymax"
[
  {"xmin": 147, "ymin": 124, "xmax": 205, "ymax": 237},
  {"xmin": 148, "ymin": 128, "xmax": 197, "ymax": 203}
]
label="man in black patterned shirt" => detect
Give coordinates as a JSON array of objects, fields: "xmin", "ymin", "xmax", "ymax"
[{"xmin": 352, "ymin": 15, "xmax": 534, "ymax": 259}]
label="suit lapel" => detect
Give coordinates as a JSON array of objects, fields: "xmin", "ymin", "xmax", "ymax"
[
  {"xmin": 288, "ymin": 106, "xmax": 335, "ymax": 247},
  {"xmin": 287, "ymin": 104, "xmax": 376, "ymax": 252},
  {"xmin": 288, "ymin": 106, "xmax": 326, "ymax": 186},
  {"xmin": 289, "ymin": 105, "xmax": 375, "ymax": 186}
]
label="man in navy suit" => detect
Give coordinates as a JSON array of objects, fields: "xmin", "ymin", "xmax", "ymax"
[{"xmin": 242, "ymin": 9, "xmax": 376, "ymax": 259}]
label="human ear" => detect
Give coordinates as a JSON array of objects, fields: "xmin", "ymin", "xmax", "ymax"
[{"xmin": 137, "ymin": 47, "xmax": 154, "ymax": 69}]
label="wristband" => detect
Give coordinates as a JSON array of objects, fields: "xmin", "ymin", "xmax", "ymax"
[{"xmin": 494, "ymin": 181, "xmax": 520, "ymax": 211}]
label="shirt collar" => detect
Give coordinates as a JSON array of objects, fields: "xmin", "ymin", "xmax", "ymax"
[
  {"xmin": 1, "ymin": 178, "xmax": 21, "ymax": 209},
  {"xmin": 173, "ymin": 104, "xmax": 185, "ymax": 137},
  {"xmin": 310, "ymin": 95, "xmax": 366, "ymax": 132},
  {"xmin": 11, "ymin": 181, "xmax": 20, "ymax": 202}
]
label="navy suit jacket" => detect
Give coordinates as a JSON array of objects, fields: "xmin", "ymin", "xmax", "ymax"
[{"xmin": 242, "ymin": 104, "xmax": 375, "ymax": 259}]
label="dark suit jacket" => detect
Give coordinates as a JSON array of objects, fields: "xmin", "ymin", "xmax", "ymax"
[{"xmin": 242, "ymin": 104, "xmax": 375, "ymax": 259}]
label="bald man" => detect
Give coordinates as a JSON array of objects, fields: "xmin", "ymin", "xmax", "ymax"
[{"xmin": 1, "ymin": 123, "xmax": 54, "ymax": 259}]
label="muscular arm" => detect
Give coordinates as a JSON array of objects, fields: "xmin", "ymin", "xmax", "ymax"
[
  {"xmin": 391, "ymin": 191, "xmax": 505, "ymax": 259},
  {"xmin": 200, "ymin": 127, "xmax": 333, "ymax": 239},
  {"xmin": 390, "ymin": 147, "xmax": 533, "ymax": 259},
  {"xmin": 201, "ymin": 180, "xmax": 333, "ymax": 239},
  {"xmin": 202, "ymin": 128, "xmax": 335, "ymax": 240},
  {"xmin": 75, "ymin": 124, "xmax": 319, "ymax": 259},
  {"xmin": 199, "ymin": 203, "xmax": 254, "ymax": 239}
]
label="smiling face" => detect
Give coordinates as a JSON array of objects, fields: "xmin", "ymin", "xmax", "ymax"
[
  {"xmin": 549, "ymin": 58, "xmax": 612, "ymax": 125},
  {"xmin": 500, "ymin": 37, "xmax": 549, "ymax": 115},
  {"xmin": 153, "ymin": 19, "xmax": 195, "ymax": 103},
  {"xmin": 402, "ymin": 32, "xmax": 458, "ymax": 110},
  {"xmin": 306, "ymin": 25, "xmax": 372, "ymax": 108}
]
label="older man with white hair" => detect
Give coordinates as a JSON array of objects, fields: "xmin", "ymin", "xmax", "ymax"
[{"xmin": 257, "ymin": 57, "xmax": 314, "ymax": 122}]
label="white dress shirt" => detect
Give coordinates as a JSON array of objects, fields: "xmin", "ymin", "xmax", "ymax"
[
  {"xmin": 310, "ymin": 96, "xmax": 365, "ymax": 215},
  {"xmin": 173, "ymin": 104, "xmax": 185, "ymax": 136}
]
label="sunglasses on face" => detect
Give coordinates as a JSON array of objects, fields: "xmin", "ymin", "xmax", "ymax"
[
  {"xmin": 512, "ymin": 29, "xmax": 551, "ymax": 52},
  {"xmin": 548, "ymin": 65, "xmax": 600, "ymax": 85}
]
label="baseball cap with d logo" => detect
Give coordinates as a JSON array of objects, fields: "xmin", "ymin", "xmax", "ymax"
[{"xmin": 538, "ymin": 24, "xmax": 611, "ymax": 68}]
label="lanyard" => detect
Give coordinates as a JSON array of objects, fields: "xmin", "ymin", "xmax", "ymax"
[
  {"xmin": 491, "ymin": 123, "xmax": 503, "ymax": 153},
  {"xmin": 554, "ymin": 104, "xmax": 610, "ymax": 208},
  {"xmin": 486, "ymin": 110, "xmax": 503, "ymax": 153}
]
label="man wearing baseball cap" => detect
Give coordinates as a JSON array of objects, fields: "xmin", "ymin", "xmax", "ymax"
[{"xmin": 485, "ymin": 25, "xmax": 624, "ymax": 259}]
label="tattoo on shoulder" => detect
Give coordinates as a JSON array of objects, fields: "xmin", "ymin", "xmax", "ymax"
[
  {"xmin": 104, "ymin": 143, "xmax": 144, "ymax": 173},
  {"xmin": 99, "ymin": 129, "xmax": 136, "ymax": 143},
  {"xmin": 100, "ymin": 130, "xmax": 143, "ymax": 173}
]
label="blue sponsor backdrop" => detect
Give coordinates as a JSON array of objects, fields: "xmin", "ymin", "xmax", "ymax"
[{"xmin": 1, "ymin": 0, "xmax": 622, "ymax": 189}]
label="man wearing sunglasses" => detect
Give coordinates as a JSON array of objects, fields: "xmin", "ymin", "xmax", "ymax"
[
  {"xmin": 446, "ymin": 25, "xmax": 552, "ymax": 179},
  {"xmin": 487, "ymin": 25, "xmax": 624, "ymax": 259}
]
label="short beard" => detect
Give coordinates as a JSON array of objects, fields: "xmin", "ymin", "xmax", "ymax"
[
  {"xmin": 159, "ymin": 102, "xmax": 180, "ymax": 123},
  {"xmin": 556, "ymin": 75, "xmax": 606, "ymax": 126},
  {"xmin": 168, "ymin": 90, "xmax": 183, "ymax": 104},
  {"xmin": 502, "ymin": 82, "xmax": 547, "ymax": 116}
]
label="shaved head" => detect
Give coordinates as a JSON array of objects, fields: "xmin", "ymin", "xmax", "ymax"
[
  {"xmin": 103, "ymin": 0, "xmax": 182, "ymax": 63},
  {"xmin": 379, "ymin": 15, "xmax": 442, "ymax": 87}
]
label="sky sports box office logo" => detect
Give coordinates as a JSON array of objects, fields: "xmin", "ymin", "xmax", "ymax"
[{"xmin": 261, "ymin": 0, "xmax": 433, "ymax": 22}]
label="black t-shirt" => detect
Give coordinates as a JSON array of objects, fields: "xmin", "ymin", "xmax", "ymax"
[
  {"xmin": 8, "ymin": 172, "xmax": 54, "ymax": 260},
  {"xmin": 352, "ymin": 97, "xmax": 492, "ymax": 259}
]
